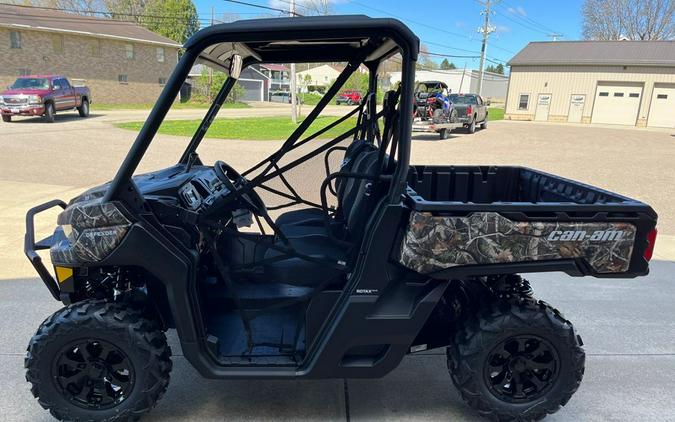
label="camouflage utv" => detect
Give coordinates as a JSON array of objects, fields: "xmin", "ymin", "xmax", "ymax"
[{"xmin": 24, "ymin": 16, "xmax": 657, "ymax": 421}]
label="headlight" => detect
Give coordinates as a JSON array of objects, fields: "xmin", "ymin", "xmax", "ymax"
[{"xmin": 28, "ymin": 95, "xmax": 42, "ymax": 104}]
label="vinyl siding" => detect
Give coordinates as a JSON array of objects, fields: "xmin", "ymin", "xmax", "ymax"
[{"xmin": 504, "ymin": 65, "xmax": 675, "ymax": 125}]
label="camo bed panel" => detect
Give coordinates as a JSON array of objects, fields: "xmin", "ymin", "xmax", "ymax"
[{"xmin": 399, "ymin": 211, "xmax": 636, "ymax": 274}]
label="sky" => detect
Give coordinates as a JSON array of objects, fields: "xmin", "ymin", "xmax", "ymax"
[{"xmin": 191, "ymin": 0, "xmax": 585, "ymax": 68}]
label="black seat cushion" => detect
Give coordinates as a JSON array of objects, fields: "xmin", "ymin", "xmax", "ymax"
[
  {"xmin": 274, "ymin": 208, "xmax": 325, "ymax": 227},
  {"xmin": 263, "ymin": 234, "xmax": 346, "ymax": 287}
]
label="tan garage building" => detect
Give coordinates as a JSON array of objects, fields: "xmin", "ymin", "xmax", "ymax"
[{"xmin": 504, "ymin": 41, "xmax": 675, "ymax": 128}]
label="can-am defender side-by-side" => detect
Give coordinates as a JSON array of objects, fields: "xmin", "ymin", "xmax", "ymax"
[{"xmin": 24, "ymin": 16, "xmax": 658, "ymax": 422}]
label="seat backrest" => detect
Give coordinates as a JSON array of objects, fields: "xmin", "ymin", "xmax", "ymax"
[{"xmin": 341, "ymin": 149, "xmax": 383, "ymax": 238}]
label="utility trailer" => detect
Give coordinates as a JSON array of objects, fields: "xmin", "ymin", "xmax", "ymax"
[
  {"xmin": 22, "ymin": 15, "xmax": 657, "ymax": 422},
  {"xmin": 412, "ymin": 117, "xmax": 463, "ymax": 140}
]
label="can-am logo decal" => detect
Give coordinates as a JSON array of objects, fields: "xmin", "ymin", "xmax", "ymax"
[{"xmin": 547, "ymin": 230, "xmax": 625, "ymax": 242}]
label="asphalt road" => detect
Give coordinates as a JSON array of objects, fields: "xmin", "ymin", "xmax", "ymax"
[
  {"xmin": 1, "ymin": 107, "xmax": 674, "ymax": 421},
  {"xmin": 2, "ymin": 261, "xmax": 674, "ymax": 421}
]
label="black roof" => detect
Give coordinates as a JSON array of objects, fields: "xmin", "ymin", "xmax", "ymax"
[{"xmin": 184, "ymin": 15, "xmax": 419, "ymax": 69}]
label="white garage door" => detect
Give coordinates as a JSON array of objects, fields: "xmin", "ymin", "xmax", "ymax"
[
  {"xmin": 592, "ymin": 83, "xmax": 643, "ymax": 125},
  {"xmin": 648, "ymin": 85, "xmax": 675, "ymax": 128}
]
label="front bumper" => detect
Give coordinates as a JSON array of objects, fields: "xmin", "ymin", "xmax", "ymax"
[
  {"xmin": 24, "ymin": 200, "xmax": 68, "ymax": 300},
  {"xmin": 1, "ymin": 104, "xmax": 45, "ymax": 116}
]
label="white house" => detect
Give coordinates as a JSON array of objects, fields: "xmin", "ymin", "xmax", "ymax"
[{"xmin": 296, "ymin": 64, "xmax": 344, "ymax": 92}]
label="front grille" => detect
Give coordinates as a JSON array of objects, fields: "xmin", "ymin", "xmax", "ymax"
[{"xmin": 3, "ymin": 96, "xmax": 27, "ymax": 104}]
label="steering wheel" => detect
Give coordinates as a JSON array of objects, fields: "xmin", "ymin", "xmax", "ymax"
[{"xmin": 213, "ymin": 160, "xmax": 267, "ymax": 216}]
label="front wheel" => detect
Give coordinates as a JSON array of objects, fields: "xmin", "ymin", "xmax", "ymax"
[
  {"xmin": 447, "ymin": 300, "xmax": 585, "ymax": 421},
  {"xmin": 25, "ymin": 300, "xmax": 172, "ymax": 421},
  {"xmin": 77, "ymin": 99, "xmax": 89, "ymax": 117},
  {"xmin": 44, "ymin": 102, "xmax": 55, "ymax": 123},
  {"xmin": 1, "ymin": 115, "xmax": 10, "ymax": 122}
]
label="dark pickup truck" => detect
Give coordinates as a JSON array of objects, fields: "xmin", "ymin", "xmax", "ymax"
[
  {"xmin": 449, "ymin": 93, "xmax": 488, "ymax": 134},
  {"xmin": 0, "ymin": 75, "xmax": 91, "ymax": 123}
]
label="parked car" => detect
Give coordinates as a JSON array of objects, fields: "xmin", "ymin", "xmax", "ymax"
[
  {"xmin": 449, "ymin": 93, "xmax": 488, "ymax": 134},
  {"xmin": 335, "ymin": 89, "xmax": 362, "ymax": 105},
  {"xmin": 0, "ymin": 75, "xmax": 90, "ymax": 123},
  {"xmin": 269, "ymin": 91, "xmax": 302, "ymax": 104}
]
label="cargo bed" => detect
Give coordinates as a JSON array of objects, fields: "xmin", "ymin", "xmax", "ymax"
[{"xmin": 398, "ymin": 165, "xmax": 658, "ymax": 279}]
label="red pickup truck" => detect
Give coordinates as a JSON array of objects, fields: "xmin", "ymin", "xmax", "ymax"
[{"xmin": 1, "ymin": 75, "xmax": 91, "ymax": 123}]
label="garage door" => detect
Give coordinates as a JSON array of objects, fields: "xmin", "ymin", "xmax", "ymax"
[
  {"xmin": 592, "ymin": 83, "xmax": 643, "ymax": 125},
  {"xmin": 648, "ymin": 84, "xmax": 675, "ymax": 128},
  {"xmin": 238, "ymin": 78, "xmax": 263, "ymax": 102}
]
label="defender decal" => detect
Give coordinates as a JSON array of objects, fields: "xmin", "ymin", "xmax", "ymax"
[{"xmin": 399, "ymin": 211, "xmax": 637, "ymax": 274}]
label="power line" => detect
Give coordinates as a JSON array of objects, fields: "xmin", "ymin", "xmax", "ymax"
[
  {"xmin": 2, "ymin": 3, "xmax": 217, "ymax": 23},
  {"xmin": 347, "ymin": 0, "xmax": 514, "ymax": 60},
  {"xmin": 222, "ymin": 0, "xmax": 304, "ymax": 16},
  {"xmin": 498, "ymin": 0, "xmax": 561, "ymax": 34}
]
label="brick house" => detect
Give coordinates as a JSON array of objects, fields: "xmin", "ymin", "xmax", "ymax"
[{"xmin": 0, "ymin": 4, "xmax": 181, "ymax": 104}]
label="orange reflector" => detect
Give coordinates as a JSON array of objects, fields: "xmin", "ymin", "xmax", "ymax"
[{"xmin": 55, "ymin": 266, "xmax": 73, "ymax": 283}]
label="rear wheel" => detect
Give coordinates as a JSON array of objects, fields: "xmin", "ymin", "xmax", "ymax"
[
  {"xmin": 44, "ymin": 103, "xmax": 55, "ymax": 123},
  {"xmin": 1, "ymin": 115, "xmax": 10, "ymax": 122},
  {"xmin": 25, "ymin": 300, "xmax": 172, "ymax": 421},
  {"xmin": 77, "ymin": 99, "xmax": 89, "ymax": 117},
  {"xmin": 480, "ymin": 116, "xmax": 488, "ymax": 129},
  {"xmin": 467, "ymin": 119, "xmax": 476, "ymax": 134},
  {"xmin": 447, "ymin": 300, "xmax": 585, "ymax": 421},
  {"xmin": 438, "ymin": 128, "xmax": 449, "ymax": 140}
]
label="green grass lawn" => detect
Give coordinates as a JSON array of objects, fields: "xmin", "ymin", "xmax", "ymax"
[
  {"xmin": 116, "ymin": 116, "xmax": 359, "ymax": 140},
  {"xmin": 94, "ymin": 101, "xmax": 250, "ymax": 111},
  {"xmin": 488, "ymin": 107, "xmax": 505, "ymax": 120}
]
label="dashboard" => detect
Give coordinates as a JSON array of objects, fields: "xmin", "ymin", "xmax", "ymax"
[{"xmin": 178, "ymin": 169, "xmax": 229, "ymax": 212}]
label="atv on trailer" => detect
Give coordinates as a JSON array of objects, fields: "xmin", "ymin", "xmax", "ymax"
[{"xmin": 24, "ymin": 16, "xmax": 658, "ymax": 422}]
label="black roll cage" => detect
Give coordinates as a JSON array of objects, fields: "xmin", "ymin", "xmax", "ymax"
[{"xmin": 102, "ymin": 15, "xmax": 419, "ymax": 212}]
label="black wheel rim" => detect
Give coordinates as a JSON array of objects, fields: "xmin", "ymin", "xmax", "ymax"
[
  {"xmin": 484, "ymin": 335, "xmax": 559, "ymax": 403},
  {"xmin": 52, "ymin": 339, "xmax": 135, "ymax": 410}
]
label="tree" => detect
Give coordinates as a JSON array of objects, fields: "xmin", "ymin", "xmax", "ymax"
[
  {"xmin": 198, "ymin": 69, "xmax": 245, "ymax": 103},
  {"xmin": 582, "ymin": 0, "xmax": 675, "ymax": 40},
  {"xmin": 417, "ymin": 43, "xmax": 439, "ymax": 70},
  {"xmin": 143, "ymin": 0, "xmax": 200, "ymax": 43},
  {"xmin": 485, "ymin": 64, "xmax": 505, "ymax": 74},
  {"xmin": 440, "ymin": 59, "xmax": 456, "ymax": 70}
]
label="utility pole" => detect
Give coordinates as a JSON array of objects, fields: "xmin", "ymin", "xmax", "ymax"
[
  {"xmin": 289, "ymin": 0, "xmax": 298, "ymax": 123},
  {"xmin": 477, "ymin": 0, "xmax": 496, "ymax": 96}
]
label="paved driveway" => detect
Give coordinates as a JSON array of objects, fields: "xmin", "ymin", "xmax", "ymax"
[{"xmin": 1, "ymin": 110, "xmax": 674, "ymax": 421}]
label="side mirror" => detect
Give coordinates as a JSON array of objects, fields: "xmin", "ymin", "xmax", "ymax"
[{"xmin": 229, "ymin": 54, "xmax": 242, "ymax": 80}]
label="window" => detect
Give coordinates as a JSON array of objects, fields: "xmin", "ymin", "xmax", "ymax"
[
  {"xmin": 599, "ymin": 92, "xmax": 609, "ymax": 97},
  {"xmin": 614, "ymin": 92, "xmax": 624, "ymax": 97},
  {"xmin": 158, "ymin": 77, "xmax": 167, "ymax": 86},
  {"xmin": 518, "ymin": 94, "xmax": 529, "ymax": 110},
  {"xmin": 18, "ymin": 68, "xmax": 31, "ymax": 76},
  {"xmin": 118, "ymin": 74, "xmax": 128, "ymax": 84},
  {"xmin": 52, "ymin": 35, "xmax": 64, "ymax": 53},
  {"xmin": 657, "ymin": 94, "xmax": 668, "ymax": 100},
  {"xmin": 91, "ymin": 39, "xmax": 101, "ymax": 57},
  {"xmin": 156, "ymin": 47, "xmax": 165, "ymax": 63},
  {"xmin": 125, "ymin": 43, "xmax": 134, "ymax": 59},
  {"xmin": 10, "ymin": 31, "xmax": 21, "ymax": 49},
  {"xmin": 59, "ymin": 78, "xmax": 71, "ymax": 89},
  {"xmin": 629, "ymin": 93, "xmax": 639, "ymax": 98},
  {"xmin": 52, "ymin": 79, "xmax": 63, "ymax": 90}
]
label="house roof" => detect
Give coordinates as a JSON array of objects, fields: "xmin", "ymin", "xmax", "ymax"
[
  {"xmin": 0, "ymin": 4, "xmax": 180, "ymax": 47},
  {"xmin": 509, "ymin": 41, "xmax": 675, "ymax": 67},
  {"xmin": 259, "ymin": 64, "xmax": 288, "ymax": 72}
]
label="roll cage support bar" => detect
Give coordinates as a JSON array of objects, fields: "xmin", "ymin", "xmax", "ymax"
[{"xmin": 103, "ymin": 18, "xmax": 418, "ymax": 211}]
